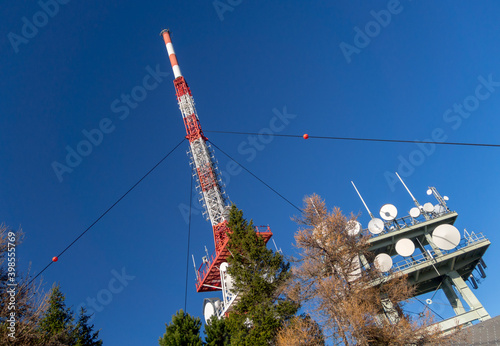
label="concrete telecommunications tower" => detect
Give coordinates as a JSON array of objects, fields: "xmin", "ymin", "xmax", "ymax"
[{"xmin": 160, "ymin": 29, "xmax": 272, "ymax": 321}]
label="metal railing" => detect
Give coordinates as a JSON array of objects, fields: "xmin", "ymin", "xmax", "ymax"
[
  {"xmin": 362, "ymin": 209, "xmax": 454, "ymax": 238},
  {"xmin": 195, "ymin": 225, "xmax": 272, "ymax": 287},
  {"xmin": 391, "ymin": 232, "xmax": 487, "ymax": 273}
]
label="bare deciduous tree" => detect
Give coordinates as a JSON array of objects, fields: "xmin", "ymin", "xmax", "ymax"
[
  {"xmin": 0, "ymin": 225, "xmax": 48, "ymax": 345},
  {"xmin": 283, "ymin": 195, "xmax": 449, "ymax": 345}
]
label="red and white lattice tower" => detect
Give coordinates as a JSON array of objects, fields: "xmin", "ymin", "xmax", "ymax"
[{"xmin": 160, "ymin": 30, "xmax": 272, "ymax": 296}]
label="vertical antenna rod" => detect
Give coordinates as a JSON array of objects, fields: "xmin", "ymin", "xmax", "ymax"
[
  {"xmin": 351, "ymin": 181, "xmax": 374, "ymax": 219},
  {"xmin": 395, "ymin": 172, "xmax": 421, "ymax": 208}
]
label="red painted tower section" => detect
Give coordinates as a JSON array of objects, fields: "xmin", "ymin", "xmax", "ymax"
[{"xmin": 160, "ymin": 30, "xmax": 272, "ymax": 292}]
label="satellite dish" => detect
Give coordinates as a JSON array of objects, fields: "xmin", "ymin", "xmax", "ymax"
[
  {"xmin": 426, "ymin": 189, "xmax": 432, "ymax": 195},
  {"xmin": 409, "ymin": 207, "xmax": 421, "ymax": 218},
  {"xmin": 426, "ymin": 299, "xmax": 432, "ymax": 305},
  {"xmin": 432, "ymin": 224, "xmax": 461, "ymax": 250},
  {"xmin": 368, "ymin": 218, "xmax": 384, "ymax": 234},
  {"xmin": 379, "ymin": 204, "xmax": 398, "ymax": 221},
  {"xmin": 374, "ymin": 253, "xmax": 393, "ymax": 272},
  {"xmin": 220, "ymin": 262, "xmax": 229, "ymax": 272},
  {"xmin": 203, "ymin": 298, "xmax": 222, "ymax": 323},
  {"xmin": 443, "ymin": 196, "xmax": 449, "ymax": 201},
  {"xmin": 348, "ymin": 256, "xmax": 362, "ymax": 282},
  {"xmin": 434, "ymin": 204, "xmax": 445, "ymax": 214},
  {"xmin": 220, "ymin": 262, "xmax": 235, "ymax": 292},
  {"xmin": 423, "ymin": 202, "xmax": 434, "ymax": 213},
  {"xmin": 346, "ymin": 220, "xmax": 361, "ymax": 236},
  {"xmin": 395, "ymin": 238, "xmax": 415, "ymax": 257}
]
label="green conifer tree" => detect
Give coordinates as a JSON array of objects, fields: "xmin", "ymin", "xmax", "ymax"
[
  {"xmin": 159, "ymin": 309, "xmax": 203, "ymax": 346},
  {"xmin": 204, "ymin": 315, "xmax": 230, "ymax": 346},
  {"xmin": 38, "ymin": 283, "xmax": 75, "ymax": 345},
  {"xmin": 74, "ymin": 307, "xmax": 102, "ymax": 346},
  {"xmin": 224, "ymin": 205, "xmax": 298, "ymax": 345}
]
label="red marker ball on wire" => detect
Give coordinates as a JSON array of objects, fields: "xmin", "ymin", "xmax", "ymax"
[
  {"xmin": 52, "ymin": 256, "xmax": 58, "ymax": 262},
  {"xmin": 303, "ymin": 134, "xmax": 309, "ymax": 139}
]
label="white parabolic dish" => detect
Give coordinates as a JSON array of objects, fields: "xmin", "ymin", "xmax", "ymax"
[
  {"xmin": 423, "ymin": 202, "xmax": 434, "ymax": 213},
  {"xmin": 374, "ymin": 253, "xmax": 393, "ymax": 272},
  {"xmin": 409, "ymin": 207, "xmax": 421, "ymax": 218},
  {"xmin": 368, "ymin": 218, "xmax": 384, "ymax": 234},
  {"xmin": 395, "ymin": 238, "xmax": 415, "ymax": 257},
  {"xmin": 434, "ymin": 204, "xmax": 445, "ymax": 214},
  {"xmin": 432, "ymin": 224, "xmax": 461, "ymax": 250},
  {"xmin": 380, "ymin": 204, "xmax": 398, "ymax": 221},
  {"xmin": 203, "ymin": 298, "xmax": 221, "ymax": 323},
  {"xmin": 346, "ymin": 220, "xmax": 361, "ymax": 236}
]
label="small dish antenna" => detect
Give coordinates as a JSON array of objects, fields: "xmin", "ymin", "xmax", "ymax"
[
  {"xmin": 426, "ymin": 299, "xmax": 432, "ymax": 305},
  {"xmin": 434, "ymin": 204, "xmax": 445, "ymax": 214},
  {"xmin": 346, "ymin": 220, "xmax": 362, "ymax": 236},
  {"xmin": 368, "ymin": 218, "xmax": 384, "ymax": 234},
  {"xmin": 380, "ymin": 204, "xmax": 398, "ymax": 221},
  {"xmin": 409, "ymin": 207, "xmax": 421, "ymax": 218},
  {"xmin": 374, "ymin": 253, "xmax": 393, "ymax": 272},
  {"xmin": 220, "ymin": 262, "xmax": 235, "ymax": 292},
  {"xmin": 395, "ymin": 238, "xmax": 415, "ymax": 257},
  {"xmin": 432, "ymin": 224, "xmax": 461, "ymax": 250},
  {"xmin": 203, "ymin": 297, "xmax": 222, "ymax": 323},
  {"xmin": 426, "ymin": 189, "xmax": 432, "ymax": 195},
  {"xmin": 423, "ymin": 202, "xmax": 434, "ymax": 213},
  {"xmin": 443, "ymin": 196, "xmax": 449, "ymax": 201}
]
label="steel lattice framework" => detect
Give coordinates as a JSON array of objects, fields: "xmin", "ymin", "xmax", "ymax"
[{"xmin": 160, "ymin": 29, "xmax": 272, "ymax": 293}]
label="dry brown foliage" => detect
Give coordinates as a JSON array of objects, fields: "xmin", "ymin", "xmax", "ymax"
[
  {"xmin": 282, "ymin": 195, "xmax": 449, "ymax": 345},
  {"xmin": 276, "ymin": 315, "xmax": 324, "ymax": 346},
  {"xmin": 0, "ymin": 224, "xmax": 48, "ymax": 345}
]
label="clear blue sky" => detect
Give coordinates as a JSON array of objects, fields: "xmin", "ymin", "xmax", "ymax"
[{"xmin": 2, "ymin": 1, "xmax": 500, "ymax": 344}]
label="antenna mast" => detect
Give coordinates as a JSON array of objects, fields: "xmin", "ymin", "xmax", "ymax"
[
  {"xmin": 160, "ymin": 30, "xmax": 272, "ymax": 299},
  {"xmin": 351, "ymin": 181, "xmax": 374, "ymax": 219},
  {"xmin": 395, "ymin": 172, "xmax": 420, "ymax": 208},
  {"xmin": 161, "ymin": 29, "xmax": 230, "ymax": 292}
]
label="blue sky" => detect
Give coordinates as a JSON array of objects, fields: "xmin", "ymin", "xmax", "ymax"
[{"xmin": 2, "ymin": 1, "xmax": 500, "ymax": 344}]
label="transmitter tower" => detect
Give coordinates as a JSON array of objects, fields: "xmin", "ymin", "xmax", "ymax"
[{"xmin": 160, "ymin": 30, "xmax": 272, "ymax": 320}]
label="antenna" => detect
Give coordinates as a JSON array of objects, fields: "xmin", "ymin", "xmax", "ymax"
[
  {"xmin": 395, "ymin": 172, "xmax": 421, "ymax": 208},
  {"xmin": 395, "ymin": 238, "xmax": 415, "ymax": 257},
  {"xmin": 374, "ymin": 253, "xmax": 393, "ymax": 272},
  {"xmin": 469, "ymin": 275, "xmax": 479, "ymax": 289},
  {"xmin": 379, "ymin": 204, "xmax": 398, "ymax": 221},
  {"xmin": 272, "ymin": 239, "xmax": 282, "ymax": 254},
  {"xmin": 427, "ymin": 186, "xmax": 450, "ymax": 211},
  {"xmin": 351, "ymin": 181, "xmax": 374, "ymax": 219},
  {"xmin": 368, "ymin": 218, "xmax": 385, "ymax": 234},
  {"xmin": 346, "ymin": 220, "xmax": 362, "ymax": 236},
  {"xmin": 432, "ymin": 224, "xmax": 461, "ymax": 250},
  {"xmin": 192, "ymin": 255, "xmax": 199, "ymax": 281}
]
